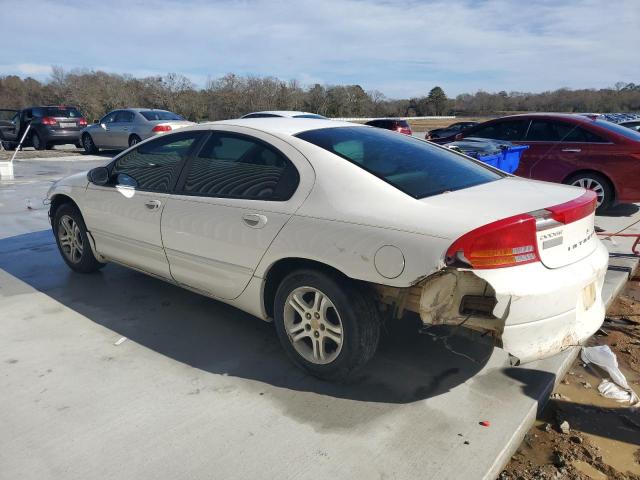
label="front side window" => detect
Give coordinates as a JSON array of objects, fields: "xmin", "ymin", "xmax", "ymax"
[
  {"xmin": 101, "ymin": 111, "xmax": 118, "ymax": 124},
  {"xmin": 242, "ymin": 113, "xmax": 281, "ymax": 119},
  {"xmin": 297, "ymin": 126, "xmax": 502, "ymax": 199},
  {"xmin": 293, "ymin": 114, "xmax": 326, "ymax": 119},
  {"xmin": 471, "ymin": 120, "xmax": 529, "ymax": 141},
  {"xmin": 111, "ymin": 132, "xmax": 200, "ymax": 192},
  {"xmin": 180, "ymin": 133, "xmax": 298, "ymax": 200}
]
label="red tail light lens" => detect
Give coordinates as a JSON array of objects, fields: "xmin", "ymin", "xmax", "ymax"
[
  {"xmin": 41, "ymin": 116, "xmax": 57, "ymax": 125},
  {"xmin": 152, "ymin": 125, "xmax": 172, "ymax": 132},
  {"xmin": 545, "ymin": 190, "xmax": 596, "ymax": 224},
  {"xmin": 79, "ymin": 118, "xmax": 88, "ymax": 127},
  {"xmin": 446, "ymin": 213, "xmax": 539, "ymax": 269}
]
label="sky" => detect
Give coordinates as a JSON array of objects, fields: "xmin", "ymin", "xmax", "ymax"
[{"xmin": 0, "ymin": 0, "xmax": 638, "ymax": 98}]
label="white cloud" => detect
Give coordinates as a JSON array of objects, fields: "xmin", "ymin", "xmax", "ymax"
[
  {"xmin": 0, "ymin": 63, "xmax": 52, "ymax": 77},
  {"xmin": 0, "ymin": 0, "xmax": 638, "ymax": 97}
]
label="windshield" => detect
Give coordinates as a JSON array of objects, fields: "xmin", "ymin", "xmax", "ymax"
[
  {"xmin": 140, "ymin": 110, "xmax": 184, "ymax": 121},
  {"xmin": 594, "ymin": 119, "xmax": 640, "ymax": 141},
  {"xmin": 293, "ymin": 114, "xmax": 327, "ymax": 119},
  {"xmin": 296, "ymin": 126, "xmax": 503, "ymax": 199}
]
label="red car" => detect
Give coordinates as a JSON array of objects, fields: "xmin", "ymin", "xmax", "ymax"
[
  {"xmin": 454, "ymin": 114, "xmax": 640, "ymax": 212},
  {"xmin": 365, "ymin": 118, "xmax": 412, "ymax": 135}
]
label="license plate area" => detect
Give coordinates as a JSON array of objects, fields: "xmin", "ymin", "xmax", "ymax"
[
  {"xmin": 582, "ymin": 281, "xmax": 596, "ymax": 310},
  {"xmin": 59, "ymin": 122, "xmax": 76, "ymax": 128}
]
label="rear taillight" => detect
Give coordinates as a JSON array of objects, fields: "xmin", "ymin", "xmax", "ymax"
[
  {"xmin": 41, "ymin": 116, "xmax": 57, "ymax": 125},
  {"xmin": 445, "ymin": 190, "xmax": 596, "ymax": 270},
  {"xmin": 152, "ymin": 125, "xmax": 172, "ymax": 132},
  {"xmin": 79, "ymin": 118, "xmax": 88, "ymax": 127},
  {"xmin": 446, "ymin": 214, "xmax": 539, "ymax": 269}
]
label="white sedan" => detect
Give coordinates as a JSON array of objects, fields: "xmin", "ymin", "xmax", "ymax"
[{"xmin": 47, "ymin": 119, "xmax": 608, "ymax": 381}]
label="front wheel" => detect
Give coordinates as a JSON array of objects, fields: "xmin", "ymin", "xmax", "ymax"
[
  {"xmin": 274, "ymin": 270, "xmax": 381, "ymax": 382},
  {"xmin": 53, "ymin": 203, "xmax": 105, "ymax": 273},
  {"xmin": 565, "ymin": 172, "xmax": 613, "ymax": 213}
]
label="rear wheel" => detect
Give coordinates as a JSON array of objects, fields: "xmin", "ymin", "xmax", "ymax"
[
  {"xmin": 1, "ymin": 141, "xmax": 15, "ymax": 151},
  {"xmin": 31, "ymin": 131, "xmax": 46, "ymax": 150},
  {"xmin": 53, "ymin": 203, "xmax": 105, "ymax": 273},
  {"xmin": 273, "ymin": 270, "xmax": 381, "ymax": 382},
  {"xmin": 128, "ymin": 134, "xmax": 141, "ymax": 147},
  {"xmin": 565, "ymin": 172, "xmax": 613, "ymax": 213},
  {"xmin": 82, "ymin": 133, "xmax": 98, "ymax": 154}
]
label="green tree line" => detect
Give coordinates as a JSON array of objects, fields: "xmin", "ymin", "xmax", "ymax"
[{"xmin": 1, "ymin": 67, "xmax": 639, "ymax": 122}]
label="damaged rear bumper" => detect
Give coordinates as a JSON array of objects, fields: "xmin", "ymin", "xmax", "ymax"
[{"xmin": 376, "ymin": 241, "xmax": 609, "ymax": 364}]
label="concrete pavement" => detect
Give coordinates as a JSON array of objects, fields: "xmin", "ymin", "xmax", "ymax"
[{"xmin": 0, "ymin": 159, "xmax": 638, "ymax": 480}]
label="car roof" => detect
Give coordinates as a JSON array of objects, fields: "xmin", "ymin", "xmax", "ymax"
[
  {"xmin": 241, "ymin": 111, "xmax": 323, "ymax": 118},
  {"xmin": 193, "ymin": 118, "xmax": 360, "ymax": 136},
  {"xmin": 491, "ymin": 113, "xmax": 596, "ymax": 123}
]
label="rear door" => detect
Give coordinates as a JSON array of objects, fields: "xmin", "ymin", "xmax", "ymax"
[
  {"xmin": 161, "ymin": 127, "xmax": 314, "ymax": 299},
  {"xmin": 525, "ymin": 120, "xmax": 601, "ymax": 182},
  {"xmin": 82, "ymin": 131, "xmax": 203, "ymax": 278}
]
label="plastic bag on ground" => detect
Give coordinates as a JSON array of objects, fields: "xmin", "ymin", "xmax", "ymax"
[{"xmin": 580, "ymin": 345, "xmax": 640, "ymax": 406}]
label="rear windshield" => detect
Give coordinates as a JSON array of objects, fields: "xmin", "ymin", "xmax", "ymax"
[
  {"xmin": 140, "ymin": 110, "xmax": 184, "ymax": 121},
  {"xmin": 594, "ymin": 119, "xmax": 640, "ymax": 141},
  {"xmin": 35, "ymin": 107, "xmax": 82, "ymax": 118},
  {"xmin": 293, "ymin": 114, "xmax": 326, "ymax": 119},
  {"xmin": 296, "ymin": 126, "xmax": 503, "ymax": 199}
]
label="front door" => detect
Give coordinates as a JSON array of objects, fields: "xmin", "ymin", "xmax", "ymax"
[
  {"xmin": 161, "ymin": 128, "xmax": 313, "ymax": 299},
  {"xmin": 92, "ymin": 111, "xmax": 118, "ymax": 149},
  {"xmin": 82, "ymin": 131, "xmax": 203, "ymax": 278}
]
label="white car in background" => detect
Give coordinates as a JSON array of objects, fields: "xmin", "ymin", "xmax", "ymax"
[
  {"xmin": 80, "ymin": 108, "xmax": 195, "ymax": 153},
  {"xmin": 47, "ymin": 119, "xmax": 608, "ymax": 381},
  {"xmin": 241, "ymin": 110, "xmax": 327, "ymax": 119}
]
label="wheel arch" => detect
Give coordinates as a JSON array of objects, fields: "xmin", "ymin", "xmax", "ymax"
[
  {"xmin": 262, "ymin": 257, "xmax": 353, "ymax": 319},
  {"xmin": 49, "ymin": 193, "xmax": 80, "ymax": 221},
  {"xmin": 562, "ymin": 169, "xmax": 616, "ymax": 203}
]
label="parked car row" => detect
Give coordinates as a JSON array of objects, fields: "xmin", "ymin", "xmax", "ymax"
[{"xmin": 0, "ymin": 105, "xmax": 194, "ymax": 152}]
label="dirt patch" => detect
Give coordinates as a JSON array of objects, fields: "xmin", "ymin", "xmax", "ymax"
[
  {"xmin": 500, "ymin": 274, "xmax": 640, "ymax": 479},
  {"xmin": 0, "ymin": 145, "xmax": 85, "ymax": 161}
]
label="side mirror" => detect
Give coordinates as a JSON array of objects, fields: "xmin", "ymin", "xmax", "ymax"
[
  {"xmin": 87, "ymin": 167, "xmax": 110, "ymax": 186},
  {"xmin": 454, "ymin": 133, "xmax": 463, "ymax": 141},
  {"xmin": 93, "ymin": 119, "xmax": 99, "ymax": 124}
]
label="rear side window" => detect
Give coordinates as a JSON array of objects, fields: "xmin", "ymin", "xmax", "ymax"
[
  {"xmin": 140, "ymin": 110, "xmax": 184, "ymax": 121},
  {"xmin": 112, "ymin": 132, "xmax": 200, "ymax": 192},
  {"xmin": 397, "ymin": 120, "xmax": 410, "ymax": 128},
  {"xmin": 471, "ymin": 120, "xmax": 529, "ymax": 141},
  {"xmin": 297, "ymin": 126, "xmax": 502, "ymax": 199},
  {"xmin": 180, "ymin": 133, "xmax": 299, "ymax": 200},
  {"xmin": 293, "ymin": 114, "xmax": 326, "ymax": 119},
  {"xmin": 527, "ymin": 120, "xmax": 605, "ymax": 142},
  {"xmin": 594, "ymin": 119, "xmax": 640, "ymax": 141}
]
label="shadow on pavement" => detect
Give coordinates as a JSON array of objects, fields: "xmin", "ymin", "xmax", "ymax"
[
  {"xmin": 0, "ymin": 230, "xmax": 493, "ymax": 405},
  {"xmin": 599, "ymin": 203, "xmax": 640, "ymax": 218}
]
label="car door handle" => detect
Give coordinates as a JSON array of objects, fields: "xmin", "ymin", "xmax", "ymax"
[
  {"xmin": 561, "ymin": 148, "xmax": 581, "ymax": 153},
  {"xmin": 145, "ymin": 200, "xmax": 162, "ymax": 210},
  {"xmin": 242, "ymin": 213, "xmax": 267, "ymax": 228}
]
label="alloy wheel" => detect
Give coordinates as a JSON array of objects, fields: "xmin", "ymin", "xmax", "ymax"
[
  {"xmin": 57, "ymin": 215, "xmax": 84, "ymax": 263},
  {"xmin": 283, "ymin": 286, "xmax": 344, "ymax": 365},
  {"xmin": 571, "ymin": 177, "xmax": 605, "ymax": 207}
]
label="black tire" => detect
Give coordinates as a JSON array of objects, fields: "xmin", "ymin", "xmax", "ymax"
[
  {"xmin": 45, "ymin": 144, "xmax": 54, "ymax": 150},
  {"xmin": 74, "ymin": 142, "xmax": 82, "ymax": 149},
  {"xmin": 53, "ymin": 203, "xmax": 105, "ymax": 273},
  {"xmin": 273, "ymin": 269, "xmax": 381, "ymax": 382},
  {"xmin": 32, "ymin": 131, "xmax": 46, "ymax": 150},
  {"xmin": 82, "ymin": 133, "xmax": 98, "ymax": 154},
  {"xmin": 1, "ymin": 141, "xmax": 15, "ymax": 151},
  {"xmin": 128, "ymin": 134, "xmax": 141, "ymax": 147},
  {"xmin": 565, "ymin": 172, "xmax": 613, "ymax": 213}
]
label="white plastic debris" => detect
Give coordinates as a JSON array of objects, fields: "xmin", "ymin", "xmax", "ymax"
[
  {"xmin": 580, "ymin": 345, "xmax": 640, "ymax": 405},
  {"xmin": 114, "ymin": 336, "xmax": 127, "ymax": 346}
]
